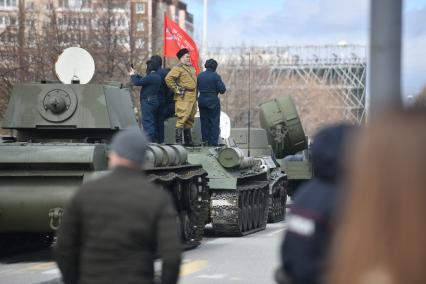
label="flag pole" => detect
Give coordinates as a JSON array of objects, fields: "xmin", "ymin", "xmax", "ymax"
[
  {"xmin": 247, "ymin": 51, "xmax": 251, "ymax": 158},
  {"xmin": 163, "ymin": 12, "xmax": 166, "ymax": 68}
]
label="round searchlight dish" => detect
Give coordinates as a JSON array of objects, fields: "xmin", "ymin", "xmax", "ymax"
[{"xmin": 55, "ymin": 47, "xmax": 95, "ymax": 84}]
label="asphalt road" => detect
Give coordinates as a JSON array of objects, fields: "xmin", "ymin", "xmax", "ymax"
[{"xmin": 0, "ymin": 221, "xmax": 286, "ymax": 284}]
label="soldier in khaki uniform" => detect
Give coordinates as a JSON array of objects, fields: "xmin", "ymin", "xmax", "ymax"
[{"xmin": 165, "ymin": 48, "xmax": 197, "ymax": 145}]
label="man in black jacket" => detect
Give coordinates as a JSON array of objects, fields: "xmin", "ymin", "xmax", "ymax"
[
  {"xmin": 150, "ymin": 55, "xmax": 175, "ymax": 143},
  {"xmin": 55, "ymin": 128, "xmax": 182, "ymax": 284},
  {"xmin": 130, "ymin": 60, "xmax": 162, "ymax": 142},
  {"xmin": 197, "ymin": 58, "xmax": 226, "ymax": 146},
  {"xmin": 276, "ymin": 123, "xmax": 355, "ymax": 284}
]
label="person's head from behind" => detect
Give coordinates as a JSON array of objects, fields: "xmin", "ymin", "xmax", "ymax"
[
  {"xmin": 109, "ymin": 128, "xmax": 149, "ymax": 170},
  {"xmin": 327, "ymin": 110, "xmax": 426, "ymax": 284},
  {"xmin": 146, "ymin": 59, "xmax": 158, "ymax": 73},
  {"xmin": 176, "ymin": 48, "xmax": 190, "ymax": 65},
  {"xmin": 150, "ymin": 55, "xmax": 163, "ymax": 72},
  {"xmin": 310, "ymin": 122, "xmax": 355, "ymax": 184},
  {"xmin": 204, "ymin": 58, "xmax": 218, "ymax": 72}
]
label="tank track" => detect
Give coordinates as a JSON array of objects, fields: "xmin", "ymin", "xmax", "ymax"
[
  {"xmin": 0, "ymin": 233, "xmax": 54, "ymax": 257},
  {"xmin": 268, "ymin": 176, "xmax": 288, "ymax": 223},
  {"xmin": 146, "ymin": 166, "xmax": 209, "ymax": 249},
  {"xmin": 210, "ymin": 181, "xmax": 269, "ymax": 236}
]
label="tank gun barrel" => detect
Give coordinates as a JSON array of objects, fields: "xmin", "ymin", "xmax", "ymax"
[{"xmin": 217, "ymin": 146, "xmax": 260, "ymax": 169}]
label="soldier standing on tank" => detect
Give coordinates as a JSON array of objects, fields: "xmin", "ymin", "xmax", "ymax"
[
  {"xmin": 150, "ymin": 55, "xmax": 175, "ymax": 143},
  {"xmin": 165, "ymin": 48, "xmax": 197, "ymax": 146},
  {"xmin": 55, "ymin": 128, "xmax": 182, "ymax": 284},
  {"xmin": 197, "ymin": 59, "xmax": 226, "ymax": 146},
  {"xmin": 129, "ymin": 60, "xmax": 161, "ymax": 142}
]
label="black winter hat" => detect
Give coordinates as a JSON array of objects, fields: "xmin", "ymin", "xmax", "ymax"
[
  {"xmin": 150, "ymin": 55, "xmax": 162, "ymax": 66},
  {"xmin": 204, "ymin": 59, "xmax": 218, "ymax": 71},
  {"xmin": 110, "ymin": 127, "xmax": 149, "ymax": 166},
  {"xmin": 311, "ymin": 123, "xmax": 355, "ymax": 182},
  {"xmin": 176, "ymin": 48, "xmax": 189, "ymax": 59},
  {"xmin": 146, "ymin": 60, "xmax": 158, "ymax": 73}
]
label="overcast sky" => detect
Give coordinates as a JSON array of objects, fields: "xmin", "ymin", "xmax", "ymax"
[{"xmin": 184, "ymin": 0, "xmax": 426, "ymax": 97}]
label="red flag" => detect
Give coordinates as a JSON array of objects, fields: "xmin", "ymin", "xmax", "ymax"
[{"xmin": 163, "ymin": 14, "xmax": 200, "ymax": 74}]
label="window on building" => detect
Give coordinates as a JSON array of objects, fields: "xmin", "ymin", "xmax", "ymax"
[
  {"xmin": 136, "ymin": 21, "xmax": 144, "ymax": 31},
  {"xmin": 136, "ymin": 3, "xmax": 145, "ymax": 14},
  {"xmin": 0, "ymin": 16, "xmax": 11, "ymax": 26},
  {"xmin": 135, "ymin": 39, "xmax": 144, "ymax": 48},
  {"xmin": 0, "ymin": 0, "xmax": 17, "ymax": 8},
  {"xmin": 59, "ymin": 0, "xmax": 69, "ymax": 8}
]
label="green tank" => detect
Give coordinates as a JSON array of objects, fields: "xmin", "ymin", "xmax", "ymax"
[
  {"xmin": 0, "ymin": 81, "xmax": 208, "ymax": 253},
  {"xmin": 164, "ymin": 118, "xmax": 270, "ymax": 236},
  {"xmin": 162, "ymin": 95, "xmax": 309, "ymax": 234},
  {"xmin": 188, "ymin": 141, "xmax": 270, "ymax": 235}
]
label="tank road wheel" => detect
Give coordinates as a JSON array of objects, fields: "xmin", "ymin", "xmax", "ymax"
[
  {"xmin": 243, "ymin": 191, "xmax": 250, "ymax": 232},
  {"xmin": 260, "ymin": 191, "xmax": 269, "ymax": 228},
  {"xmin": 251, "ymin": 191, "xmax": 258, "ymax": 229},
  {"xmin": 253, "ymin": 190, "xmax": 260, "ymax": 229},
  {"xmin": 238, "ymin": 194, "xmax": 244, "ymax": 232},
  {"xmin": 246, "ymin": 191, "xmax": 253, "ymax": 231},
  {"xmin": 248, "ymin": 191, "xmax": 256, "ymax": 230},
  {"xmin": 179, "ymin": 212, "xmax": 192, "ymax": 245},
  {"xmin": 257, "ymin": 190, "xmax": 264, "ymax": 228},
  {"xmin": 184, "ymin": 181, "xmax": 199, "ymax": 212},
  {"xmin": 268, "ymin": 181, "xmax": 287, "ymax": 223},
  {"xmin": 176, "ymin": 216, "xmax": 183, "ymax": 242}
]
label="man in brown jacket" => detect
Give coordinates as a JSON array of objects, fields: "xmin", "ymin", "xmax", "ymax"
[
  {"xmin": 165, "ymin": 48, "xmax": 197, "ymax": 146},
  {"xmin": 55, "ymin": 128, "xmax": 181, "ymax": 284}
]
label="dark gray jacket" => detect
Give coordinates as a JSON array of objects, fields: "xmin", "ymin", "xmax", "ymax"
[{"xmin": 55, "ymin": 166, "xmax": 181, "ymax": 284}]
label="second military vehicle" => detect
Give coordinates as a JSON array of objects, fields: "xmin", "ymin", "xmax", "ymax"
[{"xmin": 163, "ymin": 95, "xmax": 309, "ymax": 235}]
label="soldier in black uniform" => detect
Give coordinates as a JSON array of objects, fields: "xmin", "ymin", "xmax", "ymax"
[
  {"xmin": 150, "ymin": 55, "xmax": 175, "ymax": 143},
  {"xmin": 197, "ymin": 59, "xmax": 226, "ymax": 146},
  {"xmin": 55, "ymin": 128, "xmax": 182, "ymax": 284},
  {"xmin": 275, "ymin": 123, "xmax": 355, "ymax": 284},
  {"xmin": 129, "ymin": 60, "xmax": 162, "ymax": 142}
]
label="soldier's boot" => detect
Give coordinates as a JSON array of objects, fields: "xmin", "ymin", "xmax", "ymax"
[
  {"xmin": 183, "ymin": 128, "xmax": 194, "ymax": 146},
  {"xmin": 175, "ymin": 128, "xmax": 183, "ymax": 145}
]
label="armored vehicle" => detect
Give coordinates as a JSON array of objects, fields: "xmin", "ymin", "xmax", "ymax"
[
  {"xmin": 0, "ymin": 48, "xmax": 208, "ymax": 254},
  {"xmin": 228, "ymin": 96, "xmax": 308, "ymax": 221},
  {"xmin": 187, "ymin": 141, "xmax": 270, "ymax": 235},
  {"xmin": 165, "ymin": 118, "xmax": 270, "ymax": 236},
  {"xmin": 163, "ymin": 95, "xmax": 309, "ymax": 234}
]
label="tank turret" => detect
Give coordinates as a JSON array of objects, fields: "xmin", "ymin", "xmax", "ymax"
[
  {"xmin": 259, "ymin": 96, "xmax": 308, "ymax": 158},
  {"xmin": 258, "ymin": 96, "xmax": 313, "ymax": 196}
]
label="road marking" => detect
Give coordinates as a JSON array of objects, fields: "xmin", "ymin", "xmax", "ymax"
[
  {"xmin": 29, "ymin": 262, "xmax": 55, "ymax": 271},
  {"xmin": 180, "ymin": 260, "xmax": 208, "ymax": 276}
]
